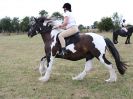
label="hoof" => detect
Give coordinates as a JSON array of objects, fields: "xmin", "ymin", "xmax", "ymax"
[
  {"xmin": 40, "ymin": 72, "xmax": 45, "ymax": 76},
  {"xmin": 105, "ymin": 78, "xmax": 116, "ymax": 83},
  {"xmin": 39, "ymin": 77, "xmax": 49, "ymax": 82},
  {"xmin": 72, "ymin": 76, "xmax": 83, "ymax": 80}
]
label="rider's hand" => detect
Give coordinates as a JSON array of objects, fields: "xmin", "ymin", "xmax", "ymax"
[{"xmin": 58, "ymin": 25, "xmax": 62, "ymax": 28}]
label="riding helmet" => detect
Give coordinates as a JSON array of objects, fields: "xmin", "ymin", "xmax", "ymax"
[
  {"xmin": 63, "ymin": 3, "xmax": 71, "ymax": 11},
  {"xmin": 123, "ymin": 19, "xmax": 126, "ymax": 22}
]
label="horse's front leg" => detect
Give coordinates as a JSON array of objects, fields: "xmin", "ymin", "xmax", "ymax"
[
  {"xmin": 39, "ymin": 56, "xmax": 47, "ymax": 76},
  {"xmin": 39, "ymin": 54, "xmax": 55, "ymax": 82},
  {"xmin": 128, "ymin": 36, "xmax": 131, "ymax": 44}
]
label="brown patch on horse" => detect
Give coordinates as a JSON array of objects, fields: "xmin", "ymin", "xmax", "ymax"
[{"xmin": 60, "ymin": 34, "xmax": 101, "ymax": 61}]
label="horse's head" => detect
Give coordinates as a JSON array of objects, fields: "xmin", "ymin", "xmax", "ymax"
[
  {"xmin": 128, "ymin": 26, "xmax": 133, "ymax": 33},
  {"xmin": 28, "ymin": 17, "xmax": 54, "ymax": 37}
]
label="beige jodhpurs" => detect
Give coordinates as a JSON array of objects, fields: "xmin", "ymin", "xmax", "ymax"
[
  {"xmin": 58, "ymin": 25, "xmax": 79, "ymax": 48},
  {"xmin": 122, "ymin": 27, "xmax": 128, "ymax": 32}
]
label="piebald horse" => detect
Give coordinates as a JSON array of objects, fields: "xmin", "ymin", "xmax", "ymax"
[{"xmin": 28, "ymin": 17, "xmax": 127, "ymax": 83}]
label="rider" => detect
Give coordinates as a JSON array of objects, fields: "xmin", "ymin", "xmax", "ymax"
[
  {"xmin": 58, "ymin": 3, "xmax": 79, "ymax": 56},
  {"xmin": 121, "ymin": 19, "xmax": 128, "ymax": 32}
]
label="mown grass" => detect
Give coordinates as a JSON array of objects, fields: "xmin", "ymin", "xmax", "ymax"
[{"xmin": 0, "ymin": 33, "xmax": 133, "ymax": 99}]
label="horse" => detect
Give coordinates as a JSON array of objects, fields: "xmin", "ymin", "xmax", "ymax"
[
  {"xmin": 113, "ymin": 26, "xmax": 133, "ymax": 44},
  {"xmin": 28, "ymin": 17, "xmax": 127, "ymax": 83}
]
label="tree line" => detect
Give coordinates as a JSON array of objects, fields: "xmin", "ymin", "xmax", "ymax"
[
  {"xmin": 0, "ymin": 10, "xmax": 131, "ymax": 34},
  {"xmin": 0, "ymin": 10, "xmax": 63, "ymax": 34},
  {"xmin": 92, "ymin": 12, "xmax": 132, "ymax": 32},
  {"xmin": 0, "ymin": 16, "xmax": 29, "ymax": 33}
]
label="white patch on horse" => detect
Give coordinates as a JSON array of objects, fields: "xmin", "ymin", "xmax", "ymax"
[
  {"xmin": 50, "ymin": 26, "xmax": 65, "ymax": 53},
  {"xmin": 66, "ymin": 44, "xmax": 76, "ymax": 53},
  {"xmin": 43, "ymin": 21, "xmax": 47, "ymax": 26},
  {"xmin": 50, "ymin": 30, "xmax": 58, "ymax": 51},
  {"xmin": 85, "ymin": 33, "xmax": 106, "ymax": 54},
  {"xmin": 51, "ymin": 30, "xmax": 59, "ymax": 38},
  {"xmin": 72, "ymin": 59, "xmax": 92, "ymax": 80},
  {"xmin": 39, "ymin": 55, "xmax": 55, "ymax": 82},
  {"xmin": 39, "ymin": 58, "xmax": 47, "ymax": 76},
  {"xmin": 36, "ymin": 31, "xmax": 39, "ymax": 34}
]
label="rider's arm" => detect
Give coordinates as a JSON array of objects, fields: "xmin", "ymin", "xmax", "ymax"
[
  {"xmin": 59, "ymin": 16, "xmax": 68, "ymax": 28},
  {"xmin": 122, "ymin": 23, "xmax": 126, "ymax": 27}
]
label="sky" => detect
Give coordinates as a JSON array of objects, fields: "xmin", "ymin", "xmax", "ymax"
[{"xmin": 0, "ymin": 0, "xmax": 133, "ymax": 26}]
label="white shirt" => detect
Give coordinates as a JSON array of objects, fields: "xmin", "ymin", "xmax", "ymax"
[
  {"xmin": 121, "ymin": 22, "xmax": 126, "ymax": 27},
  {"xmin": 63, "ymin": 11, "xmax": 76, "ymax": 29}
]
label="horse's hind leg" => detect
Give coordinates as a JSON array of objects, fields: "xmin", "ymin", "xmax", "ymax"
[
  {"xmin": 98, "ymin": 54, "xmax": 117, "ymax": 82},
  {"xmin": 125, "ymin": 36, "xmax": 130, "ymax": 44},
  {"xmin": 113, "ymin": 34, "xmax": 118, "ymax": 44},
  {"xmin": 72, "ymin": 55, "xmax": 93, "ymax": 80}
]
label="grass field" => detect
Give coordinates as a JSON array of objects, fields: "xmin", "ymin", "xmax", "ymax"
[{"xmin": 0, "ymin": 33, "xmax": 133, "ymax": 99}]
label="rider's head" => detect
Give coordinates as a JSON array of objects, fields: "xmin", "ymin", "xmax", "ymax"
[
  {"xmin": 123, "ymin": 19, "xmax": 126, "ymax": 22},
  {"xmin": 63, "ymin": 3, "xmax": 71, "ymax": 12}
]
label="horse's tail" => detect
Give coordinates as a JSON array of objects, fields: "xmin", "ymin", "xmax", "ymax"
[{"xmin": 104, "ymin": 38, "xmax": 127, "ymax": 75}]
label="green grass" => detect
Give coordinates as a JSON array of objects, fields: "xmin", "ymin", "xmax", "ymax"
[{"xmin": 0, "ymin": 33, "xmax": 133, "ymax": 99}]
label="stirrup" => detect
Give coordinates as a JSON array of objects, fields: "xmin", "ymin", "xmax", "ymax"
[{"xmin": 59, "ymin": 48, "xmax": 68, "ymax": 56}]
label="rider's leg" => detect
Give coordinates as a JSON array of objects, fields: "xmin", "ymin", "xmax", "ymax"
[
  {"xmin": 58, "ymin": 26, "xmax": 78, "ymax": 55},
  {"xmin": 122, "ymin": 27, "xmax": 128, "ymax": 32}
]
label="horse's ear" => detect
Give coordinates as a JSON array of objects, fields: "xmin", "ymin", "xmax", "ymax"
[{"xmin": 34, "ymin": 17, "xmax": 37, "ymax": 22}]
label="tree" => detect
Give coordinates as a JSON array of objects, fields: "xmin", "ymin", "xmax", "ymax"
[
  {"xmin": 112, "ymin": 12, "xmax": 122, "ymax": 30},
  {"xmin": 11, "ymin": 17, "xmax": 20, "ymax": 32},
  {"xmin": 92, "ymin": 21, "xmax": 98, "ymax": 29},
  {"xmin": 51, "ymin": 12, "xmax": 63, "ymax": 20},
  {"xmin": 39, "ymin": 10, "xmax": 48, "ymax": 17},
  {"xmin": 97, "ymin": 17, "xmax": 114, "ymax": 31},
  {"xmin": 0, "ymin": 20, "xmax": 2, "ymax": 33},
  {"xmin": 78, "ymin": 24, "xmax": 85, "ymax": 32},
  {"xmin": 20, "ymin": 16, "xmax": 30, "ymax": 32},
  {"xmin": 0, "ymin": 17, "xmax": 12, "ymax": 32}
]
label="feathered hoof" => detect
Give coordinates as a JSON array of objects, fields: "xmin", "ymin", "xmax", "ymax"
[
  {"xmin": 105, "ymin": 78, "xmax": 117, "ymax": 83},
  {"xmin": 39, "ymin": 77, "xmax": 49, "ymax": 82},
  {"xmin": 72, "ymin": 76, "xmax": 83, "ymax": 81}
]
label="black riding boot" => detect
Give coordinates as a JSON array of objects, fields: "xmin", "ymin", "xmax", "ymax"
[{"xmin": 59, "ymin": 47, "xmax": 67, "ymax": 56}]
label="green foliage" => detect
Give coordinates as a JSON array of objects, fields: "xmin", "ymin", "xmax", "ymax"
[
  {"xmin": 98, "ymin": 17, "xmax": 114, "ymax": 31},
  {"xmin": 51, "ymin": 12, "xmax": 63, "ymax": 20},
  {"xmin": 39, "ymin": 10, "xmax": 48, "ymax": 17},
  {"xmin": 78, "ymin": 24, "xmax": 85, "ymax": 31},
  {"xmin": 11, "ymin": 17, "xmax": 20, "ymax": 32},
  {"xmin": 0, "ymin": 16, "xmax": 30, "ymax": 33},
  {"xmin": 112, "ymin": 12, "xmax": 122, "ymax": 30},
  {"xmin": 92, "ymin": 21, "xmax": 99, "ymax": 29},
  {"xmin": 0, "ymin": 11, "xmax": 129, "ymax": 34},
  {"xmin": 19, "ymin": 16, "xmax": 30, "ymax": 32},
  {"xmin": 0, "ymin": 17, "xmax": 12, "ymax": 32},
  {"xmin": 0, "ymin": 21, "xmax": 2, "ymax": 33}
]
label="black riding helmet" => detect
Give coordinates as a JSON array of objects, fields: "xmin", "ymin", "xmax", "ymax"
[
  {"xmin": 63, "ymin": 3, "xmax": 72, "ymax": 12},
  {"xmin": 123, "ymin": 19, "xmax": 126, "ymax": 22}
]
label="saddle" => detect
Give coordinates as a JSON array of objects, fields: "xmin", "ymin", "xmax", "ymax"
[
  {"xmin": 120, "ymin": 29, "xmax": 129, "ymax": 36},
  {"xmin": 57, "ymin": 32, "xmax": 80, "ymax": 46}
]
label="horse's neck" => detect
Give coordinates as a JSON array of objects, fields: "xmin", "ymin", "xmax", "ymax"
[
  {"xmin": 128, "ymin": 27, "xmax": 133, "ymax": 32},
  {"xmin": 51, "ymin": 29, "xmax": 62, "ymax": 37},
  {"xmin": 41, "ymin": 29, "xmax": 62, "ymax": 44}
]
